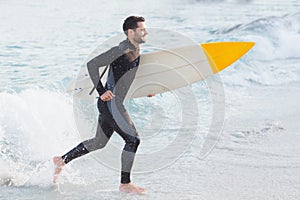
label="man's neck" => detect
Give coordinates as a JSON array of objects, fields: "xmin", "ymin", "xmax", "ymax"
[
  {"xmin": 128, "ymin": 38, "xmax": 140, "ymax": 49},
  {"xmin": 126, "ymin": 38, "xmax": 140, "ymax": 61}
]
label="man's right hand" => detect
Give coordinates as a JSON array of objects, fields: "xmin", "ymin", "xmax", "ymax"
[{"xmin": 100, "ymin": 90, "xmax": 114, "ymax": 101}]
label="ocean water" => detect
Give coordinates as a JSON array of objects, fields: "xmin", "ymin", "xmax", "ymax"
[{"xmin": 1, "ymin": 0, "xmax": 300, "ymax": 199}]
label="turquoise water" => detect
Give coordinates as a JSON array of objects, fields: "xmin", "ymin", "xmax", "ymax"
[{"xmin": 1, "ymin": 0, "xmax": 300, "ymax": 199}]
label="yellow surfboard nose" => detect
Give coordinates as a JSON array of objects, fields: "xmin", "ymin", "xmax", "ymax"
[{"xmin": 201, "ymin": 42, "xmax": 255, "ymax": 73}]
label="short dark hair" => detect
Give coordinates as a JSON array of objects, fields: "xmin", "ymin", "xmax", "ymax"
[{"xmin": 123, "ymin": 16, "xmax": 145, "ymax": 35}]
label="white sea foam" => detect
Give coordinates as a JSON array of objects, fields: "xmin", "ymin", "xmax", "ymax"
[{"xmin": 0, "ymin": 89, "xmax": 87, "ymax": 186}]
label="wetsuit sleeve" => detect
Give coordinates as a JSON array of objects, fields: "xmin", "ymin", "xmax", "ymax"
[
  {"xmin": 87, "ymin": 46, "xmax": 121, "ymax": 95},
  {"xmin": 87, "ymin": 40, "xmax": 136, "ymax": 95}
]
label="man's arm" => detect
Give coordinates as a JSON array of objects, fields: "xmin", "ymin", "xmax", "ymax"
[
  {"xmin": 87, "ymin": 40, "xmax": 136, "ymax": 95},
  {"xmin": 87, "ymin": 46, "xmax": 122, "ymax": 95}
]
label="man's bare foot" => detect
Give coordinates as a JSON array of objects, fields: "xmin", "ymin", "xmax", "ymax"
[
  {"xmin": 53, "ymin": 156, "xmax": 65, "ymax": 183},
  {"xmin": 119, "ymin": 183, "xmax": 146, "ymax": 194}
]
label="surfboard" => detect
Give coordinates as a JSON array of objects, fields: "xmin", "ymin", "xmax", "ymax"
[{"xmin": 67, "ymin": 42, "xmax": 255, "ymax": 100}]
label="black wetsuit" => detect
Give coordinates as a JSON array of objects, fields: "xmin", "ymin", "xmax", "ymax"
[{"xmin": 61, "ymin": 40, "xmax": 140, "ymax": 184}]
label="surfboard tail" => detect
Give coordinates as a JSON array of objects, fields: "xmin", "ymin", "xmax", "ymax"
[{"xmin": 201, "ymin": 42, "xmax": 255, "ymax": 73}]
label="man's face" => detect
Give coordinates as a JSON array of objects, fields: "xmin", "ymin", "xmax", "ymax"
[{"xmin": 133, "ymin": 22, "xmax": 148, "ymax": 44}]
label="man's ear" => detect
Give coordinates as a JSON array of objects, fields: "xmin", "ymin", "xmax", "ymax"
[{"xmin": 127, "ymin": 29, "xmax": 134, "ymax": 36}]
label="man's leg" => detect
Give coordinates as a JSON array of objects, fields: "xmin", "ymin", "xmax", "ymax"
[
  {"xmin": 113, "ymin": 111, "xmax": 145, "ymax": 193},
  {"xmin": 53, "ymin": 115, "xmax": 114, "ymax": 183}
]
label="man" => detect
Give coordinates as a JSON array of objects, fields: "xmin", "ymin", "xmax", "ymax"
[{"xmin": 53, "ymin": 16, "xmax": 153, "ymax": 194}]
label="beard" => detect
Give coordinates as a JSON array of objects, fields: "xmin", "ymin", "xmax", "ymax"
[{"xmin": 134, "ymin": 34, "xmax": 146, "ymax": 44}]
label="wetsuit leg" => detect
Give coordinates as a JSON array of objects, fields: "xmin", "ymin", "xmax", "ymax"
[
  {"xmin": 62, "ymin": 113, "xmax": 114, "ymax": 164},
  {"xmin": 112, "ymin": 111, "xmax": 140, "ymax": 184}
]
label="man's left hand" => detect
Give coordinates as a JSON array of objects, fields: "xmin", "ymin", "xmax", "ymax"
[{"xmin": 147, "ymin": 94, "xmax": 155, "ymax": 97}]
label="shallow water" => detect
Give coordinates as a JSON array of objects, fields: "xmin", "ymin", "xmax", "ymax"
[{"xmin": 1, "ymin": 0, "xmax": 300, "ymax": 199}]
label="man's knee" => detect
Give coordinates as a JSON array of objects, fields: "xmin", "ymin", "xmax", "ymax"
[
  {"xmin": 125, "ymin": 136, "xmax": 140, "ymax": 152},
  {"xmin": 132, "ymin": 136, "xmax": 140, "ymax": 148}
]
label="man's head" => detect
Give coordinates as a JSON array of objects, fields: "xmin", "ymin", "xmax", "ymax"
[{"xmin": 123, "ymin": 16, "xmax": 147, "ymax": 44}]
